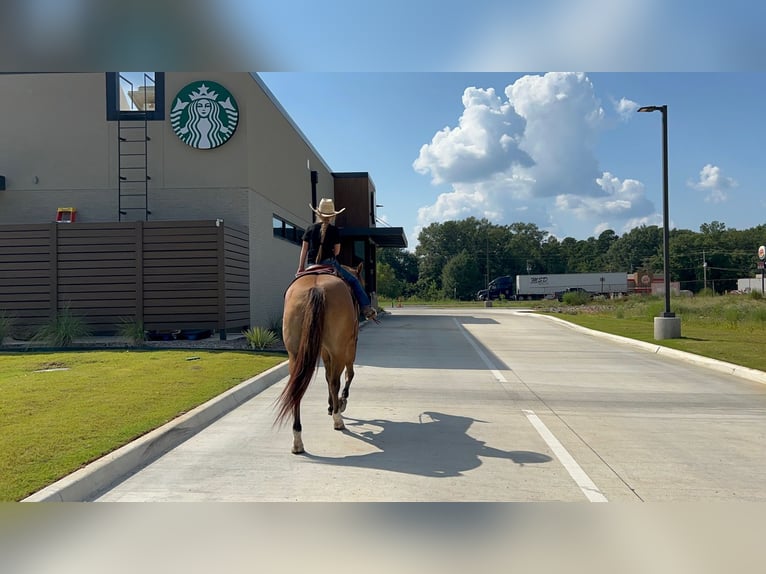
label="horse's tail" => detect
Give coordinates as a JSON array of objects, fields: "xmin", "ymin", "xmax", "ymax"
[{"xmin": 275, "ymin": 286, "xmax": 325, "ymax": 426}]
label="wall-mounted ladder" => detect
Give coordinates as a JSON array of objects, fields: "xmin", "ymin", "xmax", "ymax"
[{"xmin": 118, "ymin": 73, "xmax": 154, "ymax": 221}]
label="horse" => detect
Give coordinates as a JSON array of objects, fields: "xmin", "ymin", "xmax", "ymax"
[{"xmin": 276, "ymin": 263, "xmax": 364, "ymax": 454}]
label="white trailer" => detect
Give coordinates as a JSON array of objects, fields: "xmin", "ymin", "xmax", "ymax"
[
  {"xmin": 737, "ymin": 277, "xmax": 764, "ymax": 293},
  {"xmin": 515, "ymin": 272, "xmax": 629, "ymax": 300}
]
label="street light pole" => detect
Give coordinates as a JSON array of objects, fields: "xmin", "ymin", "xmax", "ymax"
[
  {"xmin": 637, "ymin": 104, "xmax": 673, "ymax": 317},
  {"xmin": 638, "ymin": 104, "xmax": 680, "ymax": 339}
]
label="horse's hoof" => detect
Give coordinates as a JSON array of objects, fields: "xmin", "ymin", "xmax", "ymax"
[
  {"xmin": 334, "ymin": 424, "xmax": 345, "ymax": 431},
  {"xmin": 292, "ymin": 445, "xmax": 304, "ymax": 454}
]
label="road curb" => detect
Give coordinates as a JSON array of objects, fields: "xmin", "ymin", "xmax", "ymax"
[
  {"xmin": 534, "ymin": 313, "xmax": 766, "ymax": 386},
  {"xmin": 23, "ymin": 360, "xmax": 290, "ymax": 502}
]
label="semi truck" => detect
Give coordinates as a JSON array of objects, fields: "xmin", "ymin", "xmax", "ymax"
[
  {"xmin": 476, "ymin": 276, "xmax": 514, "ymax": 301},
  {"xmin": 514, "ymin": 272, "xmax": 629, "ymax": 300}
]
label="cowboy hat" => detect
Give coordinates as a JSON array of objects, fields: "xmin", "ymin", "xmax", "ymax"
[{"xmin": 310, "ymin": 198, "xmax": 346, "ymax": 218}]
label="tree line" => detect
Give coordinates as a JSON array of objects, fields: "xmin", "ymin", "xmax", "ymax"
[{"xmin": 376, "ymin": 217, "xmax": 766, "ymax": 300}]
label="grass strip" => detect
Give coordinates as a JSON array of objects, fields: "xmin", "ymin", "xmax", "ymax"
[{"xmin": 0, "ymin": 349, "xmax": 284, "ymax": 501}]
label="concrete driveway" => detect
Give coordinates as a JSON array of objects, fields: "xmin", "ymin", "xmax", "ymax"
[
  {"xmin": 87, "ymin": 308, "xmax": 766, "ymax": 502},
  {"xmin": 81, "ymin": 307, "xmax": 766, "ymax": 502}
]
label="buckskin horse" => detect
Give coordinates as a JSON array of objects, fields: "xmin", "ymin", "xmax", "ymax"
[{"xmin": 276, "ymin": 263, "xmax": 365, "ymax": 454}]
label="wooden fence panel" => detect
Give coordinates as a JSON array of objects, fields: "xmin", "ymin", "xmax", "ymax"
[
  {"xmin": 0, "ymin": 221, "xmax": 250, "ymax": 339},
  {"xmin": 224, "ymin": 224, "xmax": 250, "ymax": 330},
  {"xmin": 0, "ymin": 224, "xmax": 52, "ymax": 333}
]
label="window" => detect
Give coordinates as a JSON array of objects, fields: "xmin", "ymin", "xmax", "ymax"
[
  {"xmin": 273, "ymin": 214, "xmax": 304, "ymax": 246},
  {"xmin": 106, "ymin": 72, "xmax": 165, "ymax": 121},
  {"xmin": 354, "ymin": 240, "xmax": 366, "ymax": 263}
]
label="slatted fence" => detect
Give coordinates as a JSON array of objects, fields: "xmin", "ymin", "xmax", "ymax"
[{"xmin": 0, "ymin": 220, "xmax": 249, "ymax": 338}]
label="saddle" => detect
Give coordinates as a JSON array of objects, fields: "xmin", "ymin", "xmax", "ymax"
[
  {"xmin": 288, "ymin": 266, "xmax": 361, "ymax": 318},
  {"xmin": 294, "ymin": 264, "xmax": 339, "ymax": 280}
]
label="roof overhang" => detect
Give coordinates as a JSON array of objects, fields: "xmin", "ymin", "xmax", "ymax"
[{"xmin": 340, "ymin": 227, "xmax": 408, "ymax": 249}]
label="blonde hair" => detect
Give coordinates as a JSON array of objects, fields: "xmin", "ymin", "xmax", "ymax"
[{"xmin": 314, "ymin": 216, "xmax": 334, "ymax": 264}]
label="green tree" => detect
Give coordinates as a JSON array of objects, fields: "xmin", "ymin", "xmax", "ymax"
[
  {"xmin": 605, "ymin": 225, "xmax": 663, "ymax": 273},
  {"xmin": 416, "ymin": 217, "xmax": 496, "ymax": 291},
  {"xmin": 377, "ymin": 248, "xmax": 418, "ymax": 286},
  {"xmin": 442, "ymin": 250, "xmax": 483, "ymax": 300},
  {"xmin": 376, "ymin": 262, "xmax": 404, "ymax": 299}
]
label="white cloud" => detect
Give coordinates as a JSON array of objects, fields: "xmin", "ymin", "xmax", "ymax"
[
  {"xmin": 687, "ymin": 163, "xmax": 737, "ymax": 203},
  {"xmin": 414, "ymin": 73, "xmax": 657, "ymax": 238},
  {"xmin": 615, "ymin": 97, "xmax": 638, "ymax": 121},
  {"xmin": 412, "ymin": 87, "xmax": 531, "ymax": 185},
  {"xmin": 622, "ymin": 213, "xmax": 665, "ymax": 232},
  {"xmin": 554, "ymin": 173, "xmax": 654, "ymax": 235}
]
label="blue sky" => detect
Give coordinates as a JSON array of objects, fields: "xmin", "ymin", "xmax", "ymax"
[{"xmin": 258, "ymin": 73, "xmax": 766, "ymax": 249}]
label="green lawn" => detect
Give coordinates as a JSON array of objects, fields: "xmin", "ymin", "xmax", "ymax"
[
  {"xmin": 0, "ymin": 350, "xmax": 284, "ymax": 501},
  {"xmin": 535, "ymin": 294, "xmax": 766, "ymax": 373}
]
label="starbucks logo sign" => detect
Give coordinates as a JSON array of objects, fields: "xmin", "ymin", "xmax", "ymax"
[{"xmin": 171, "ymin": 81, "xmax": 239, "ymax": 149}]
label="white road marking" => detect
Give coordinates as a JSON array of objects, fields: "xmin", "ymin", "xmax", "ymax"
[
  {"xmin": 453, "ymin": 318, "xmax": 507, "ymax": 383},
  {"xmin": 454, "ymin": 318, "xmax": 606, "ymax": 502},
  {"xmin": 523, "ymin": 409, "xmax": 608, "ymax": 502}
]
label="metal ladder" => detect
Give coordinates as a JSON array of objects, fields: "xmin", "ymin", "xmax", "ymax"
[{"xmin": 117, "ymin": 73, "xmax": 154, "ymax": 221}]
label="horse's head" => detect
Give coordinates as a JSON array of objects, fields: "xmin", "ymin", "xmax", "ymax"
[{"xmin": 342, "ymin": 262, "xmax": 365, "ymax": 288}]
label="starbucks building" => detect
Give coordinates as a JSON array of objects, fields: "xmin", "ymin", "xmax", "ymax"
[{"xmin": 0, "ymin": 73, "xmax": 406, "ymax": 338}]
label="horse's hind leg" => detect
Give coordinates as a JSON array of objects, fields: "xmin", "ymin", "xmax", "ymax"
[
  {"xmin": 323, "ymin": 350, "xmax": 335, "ymax": 416},
  {"xmin": 324, "ymin": 359, "xmax": 345, "ymax": 430},
  {"xmin": 339, "ymin": 363, "xmax": 354, "ymax": 413},
  {"xmin": 291, "ymin": 403, "xmax": 304, "ymax": 454}
]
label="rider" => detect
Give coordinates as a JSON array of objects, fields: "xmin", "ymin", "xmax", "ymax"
[{"xmin": 297, "ymin": 198, "xmax": 377, "ymax": 321}]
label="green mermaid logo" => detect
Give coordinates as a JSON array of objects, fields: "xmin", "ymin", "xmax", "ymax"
[{"xmin": 171, "ymin": 81, "xmax": 239, "ymax": 149}]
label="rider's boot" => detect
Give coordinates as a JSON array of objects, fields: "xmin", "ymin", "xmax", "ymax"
[{"xmin": 361, "ymin": 305, "xmax": 377, "ymax": 320}]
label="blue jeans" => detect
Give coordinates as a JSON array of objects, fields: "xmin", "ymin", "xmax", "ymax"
[{"xmin": 316, "ymin": 258, "xmax": 371, "ymax": 308}]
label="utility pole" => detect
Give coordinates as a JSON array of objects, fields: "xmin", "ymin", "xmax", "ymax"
[
  {"xmin": 485, "ymin": 235, "xmax": 489, "ymax": 289},
  {"xmin": 703, "ymin": 250, "xmax": 707, "ymax": 291}
]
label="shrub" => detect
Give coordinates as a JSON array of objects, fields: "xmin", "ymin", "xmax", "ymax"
[
  {"xmin": 242, "ymin": 326, "xmax": 279, "ymax": 350},
  {"xmin": 749, "ymin": 290, "xmax": 763, "ymax": 301},
  {"xmin": 562, "ymin": 291, "xmax": 591, "ymax": 306},
  {"xmin": 33, "ymin": 306, "xmax": 92, "ymax": 347},
  {"xmin": 267, "ymin": 315, "xmax": 283, "ymax": 340},
  {"xmin": 117, "ymin": 317, "xmax": 146, "ymax": 347}
]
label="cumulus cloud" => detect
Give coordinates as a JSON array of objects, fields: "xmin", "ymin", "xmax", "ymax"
[
  {"xmin": 414, "ymin": 72, "xmax": 656, "ymax": 239},
  {"xmin": 554, "ymin": 173, "xmax": 654, "ymax": 234},
  {"xmin": 412, "ymin": 87, "xmax": 531, "ymax": 185},
  {"xmin": 615, "ymin": 97, "xmax": 638, "ymax": 121},
  {"xmin": 687, "ymin": 164, "xmax": 737, "ymax": 203}
]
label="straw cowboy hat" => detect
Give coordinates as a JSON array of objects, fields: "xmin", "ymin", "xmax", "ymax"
[{"xmin": 310, "ymin": 198, "xmax": 346, "ymax": 218}]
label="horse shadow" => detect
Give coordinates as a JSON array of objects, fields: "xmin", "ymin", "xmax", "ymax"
[{"xmin": 303, "ymin": 411, "xmax": 552, "ymax": 477}]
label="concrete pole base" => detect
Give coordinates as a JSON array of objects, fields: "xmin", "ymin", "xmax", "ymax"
[
  {"xmin": 654, "ymin": 316, "xmax": 682, "ymax": 340},
  {"xmin": 484, "ymin": 301, "xmax": 493, "ymax": 308}
]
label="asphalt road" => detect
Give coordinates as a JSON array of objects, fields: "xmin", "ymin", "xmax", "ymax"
[{"xmin": 95, "ymin": 307, "xmax": 766, "ymax": 502}]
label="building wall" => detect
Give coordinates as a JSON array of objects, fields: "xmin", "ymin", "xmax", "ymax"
[
  {"xmin": 334, "ymin": 173, "xmax": 375, "ymax": 229},
  {"xmin": 243, "ymin": 74, "xmax": 335, "ymax": 327},
  {"xmin": 0, "ymin": 72, "xmax": 338, "ymax": 331},
  {"xmin": 0, "ymin": 73, "xmax": 115, "ymax": 222}
]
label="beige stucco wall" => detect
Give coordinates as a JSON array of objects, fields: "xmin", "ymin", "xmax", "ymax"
[
  {"xmin": 0, "ymin": 73, "xmax": 114, "ymax": 221},
  {"xmin": 0, "ymin": 72, "xmax": 337, "ymax": 331},
  {"xmin": 243, "ymin": 74, "xmax": 335, "ymax": 326}
]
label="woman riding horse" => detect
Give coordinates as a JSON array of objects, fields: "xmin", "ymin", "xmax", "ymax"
[
  {"xmin": 277, "ymin": 198, "xmax": 376, "ymax": 453},
  {"xmin": 297, "ymin": 198, "xmax": 377, "ymax": 321}
]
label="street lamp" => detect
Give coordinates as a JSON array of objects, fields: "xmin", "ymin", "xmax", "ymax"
[{"xmin": 638, "ymin": 104, "xmax": 681, "ymax": 339}]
